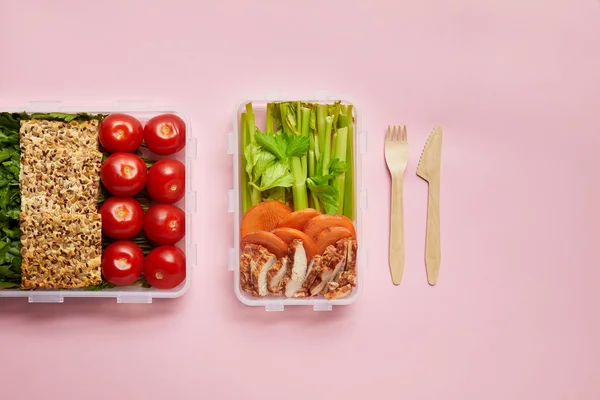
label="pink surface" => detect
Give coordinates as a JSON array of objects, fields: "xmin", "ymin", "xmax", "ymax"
[{"xmin": 1, "ymin": 0, "xmax": 600, "ymax": 398}]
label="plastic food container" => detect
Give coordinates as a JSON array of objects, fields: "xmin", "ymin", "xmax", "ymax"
[
  {"xmin": 227, "ymin": 96, "xmax": 367, "ymax": 311},
  {"xmin": 0, "ymin": 102, "xmax": 196, "ymax": 303}
]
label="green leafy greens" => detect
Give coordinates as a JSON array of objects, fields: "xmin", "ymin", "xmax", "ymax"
[
  {"xmin": 0, "ymin": 113, "xmax": 25, "ymax": 287},
  {"xmin": 241, "ymin": 102, "xmax": 354, "ymax": 216}
]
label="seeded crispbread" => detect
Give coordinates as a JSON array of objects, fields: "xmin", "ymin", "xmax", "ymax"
[
  {"xmin": 20, "ymin": 148, "xmax": 102, "ymax": 215},
  {"xmin": 20, "ymin": 119, "xmax": 100, "ymax": 153},
  {"xmin": 20, "ymin": 211, "xmax": 102, "ymax": 289}
]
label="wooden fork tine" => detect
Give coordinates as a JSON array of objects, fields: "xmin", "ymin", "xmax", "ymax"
[
  {"xmin": 386, "ymin": 126, "xmax": 391, "ymax": 141},
  {"xmin": 403, "ymin": 125, "xmax": 407, "ymax": 142}
]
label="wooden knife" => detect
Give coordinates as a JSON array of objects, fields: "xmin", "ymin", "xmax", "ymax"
[{"xmin": 416, "ymin": 126, "xmax": 443, "ymax": 285}]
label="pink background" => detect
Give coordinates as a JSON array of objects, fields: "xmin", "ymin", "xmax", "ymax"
[{"xmin": 1, "ymin": 0, "xmax": 600, "ymax": 398}]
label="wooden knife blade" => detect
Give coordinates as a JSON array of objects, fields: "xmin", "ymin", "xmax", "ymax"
[{"xmin": 416, "ymin": 126, "xmax": 442, "ymax": 285}]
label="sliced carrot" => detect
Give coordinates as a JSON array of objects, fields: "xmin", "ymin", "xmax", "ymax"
[
  {"xmin": 277, "ymin": 208, "xmax": 321, "ymax": 231},
  {"xmin": 241, "ymin": 200, "xmax": 292, "ymax": 238},
  {"xmin": 271, "ymin": 228, "xmax": 318, "ymax": 260},
  {"xmin": 303, "ymin": 214, "xmax": 356, "ymax": 241},
  {"xmin": 241, "ymin": 231, "xmax": 289, "ymax": 258},
  {"xmin": 316, "ymin": 227, "xmax": 354, "ymax": 254}
]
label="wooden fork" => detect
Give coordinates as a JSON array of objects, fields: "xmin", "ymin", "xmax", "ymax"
[{"xmin": 384, "ymin": 125, "xmax": 409, "ymax": 285}]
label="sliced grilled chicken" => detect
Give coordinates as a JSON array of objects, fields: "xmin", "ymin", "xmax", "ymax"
[
  {"xmin": 324, "ymin": 283, "xmax": 353, "ymax": 300},
  {"xmin": 302, "ymin": 255, "xmax": 322, "ymax": 291},
  {"xmin": 337, "ymin": 270, "xmax": 357, "ymax": 287},
  {"xmin": 293, "ymin": 289, "xmax": 308, "ymax": 298},
  {"xmin": 326, "ymin": 281, "xmax": 339, "ymax": 293},
  {"xmin": 240, "ymin": 244, "xmax": 261, "ymax": 294},
  {"xmin": 310, "ymin": 247, "xmax": 343, "ymax": 296},
  {"xmin": 345, "ymin": 238, "xmax": 358, "ymax": 274},
  {"xmin": 333, "ymin": 238, "xmax": 358, "ymax": 288},
  {"xmin": 267, "ymin": 256, "xmax": 288, "ymax": 295},
  {"xmin": 331, "ymin": 239, "xmax": 349, "ymax": 282},
  {"xmin": 284, "ymin": 240, "xmax": 308, "ymax": 298},
  {"xmin": 251, "ymin": 247, "xmax": 277, "ymax": 297}
]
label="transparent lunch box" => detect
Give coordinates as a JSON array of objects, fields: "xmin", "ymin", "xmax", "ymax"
[
  {"xmin": 0, "ymin": 101, "xmax": 197, "ymax": 303},
  {"xmin": 227, "ymin": 94, "xmax": 368, "ymax": 311}
]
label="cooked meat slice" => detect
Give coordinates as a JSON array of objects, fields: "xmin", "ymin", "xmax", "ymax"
[
  {"xmin": 251, "ymin": 248, "xmax": 277, "ymax": 297},
  {"xmin": 332, "ymin": 238, "xmax": 358, "ymax": 287},
  {"xmin": 302, "ymin": 255, "xmax": 321, "ymax": 291},
  {"xmin": 337, "ymin": 270, "xmax": 357, "ymax": 287},
  {"xmin": 309, "ymin": 265, "xmax": 334, "ymax": 296},
  {"xmin": 324, "ymin": 284, "xmax": 353, "ymax": 300},
  {"xmin": 284, "ymin": 239, "xmax": 308, "ymax": 298},
  {"xmin": 326, "ymin": 281, "xmax": 339, "ymax": 292},
  {"xmin": 330, "ymin": 240, "xmax": 349, "ymax": 283},
  {"xmin": 344, "ymin": 238, "xmax": 358, "ymax": 274},
  {"xmin": 309, "ymin": 247, "xmax": 344, "ymax": 296},
  {"xmin": 293, "ymin": 289, "xmax": 308, "ymax": 298},
  {"xmin": 239, "ymin": 244, "xmax": 275, "ymax": 296},
  {"xmin": 240, "ymin": 244, "xmax": 261, "ymax": 294},
  {"xmin": 267, "ymin": 256, "xmax": 288, "ymax": 295},
  {"xmin": 20, "ymin": 119, "xmax": 100, "ymax": 152},
  {"xmin": 20, "ymin": 212, "xmax": 102, "ymax": 289}
]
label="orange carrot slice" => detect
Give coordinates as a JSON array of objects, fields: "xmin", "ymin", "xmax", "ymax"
[
  {"xmin": 271, "ymin": 228, "xmax": 318, "ymax": 260},
  {"xmin": 303, "ymin": 214, "xmax": 356, "ymax": 241},
  {"xmin": 277, "ymin": 208, "xmax": 321, "ymax": 231},
  {"xmin": 316, "ymin": 227, "xmax": 354, "ymax": 254},
  {"xmin": 241, "ymin": 200, "xmax": 292, "ymax": 238},
  {"xmin": 241, "ymin": 231, "xmax": 289, "ymax": 258}
]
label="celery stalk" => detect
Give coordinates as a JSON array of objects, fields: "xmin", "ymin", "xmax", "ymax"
[
  {"xmin": 277, "ymin": 102, "xmax": 308, "ymax": 210},
  {"xmin": 300, "ymin": 106, "xmax": 310, "ymax": 178},
  {"xmin": 308, "ymin": 134, "xmax": 319, "ymax": 210},
  {"xmin": 290, "ymin": 157, "xmax": 308, "ymax": 210},
  {"xmin": 316, "ymin": 104, "xmax": 328, "ymax": 152},
  {"xmin": 321, "ymin": 116, "xmax": 333, "ymax": 176},
  {"xmin": 333, "ymin": 126, "xmax": 348, "ymax": 215},
  {"xmin": 266, "ymin": 103, "xmax": 274, "ymax": 134},
  {"xmin": 241, "ymin": 113, "xmax": 251, "ymax": 213},
  {"xmin": 343, "ymin": 105, "xmax": 355, "ymax": 219},
  {"xmin": 246, "ymin": 103, "xmax": 261, "ymax": 206}
]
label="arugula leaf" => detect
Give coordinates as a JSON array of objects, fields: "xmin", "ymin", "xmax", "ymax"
[
  {"xmin": 29, "ymin": 112, "xmax": 106, "ymax": 122},
  {"xmin": 0, "ymin": 281, "xmax": 18, "ymax": 289},
  {"xmin": 0, "ymin": 113, "xmax": 23, "ymax": 288},
  {"xmin": 84, "ymin": 276, "xmax": 150, "ymax": 291}
]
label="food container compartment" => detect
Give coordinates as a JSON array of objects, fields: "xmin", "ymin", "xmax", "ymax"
[
  {"xmin": 0, "ymin": 103, "xmax": 197, "ymax": 303},
  {"xmin": 228, "ymin": 97, "xmax": 367, "ymax": 311}
]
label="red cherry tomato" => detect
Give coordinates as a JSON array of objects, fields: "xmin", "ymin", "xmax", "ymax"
[
  {"xmin": 147, "ymin": 159, "xmax": 185, "ymax": 204},
  {"xmin": 143, "ymin": 114, "xmax": 186, "ymax": 155},
  {"xmin": 99, "ymin": 197, "xmax": 144, "ymax": 239},
  {"xmin": 101, "ymin": 153, "xmax": 147, "ymax": 196},
  {"xmin": 143, "ymin": 204, "xmax": 185, "ymax": 245},
  {"xmin": 102, "ymin": 241, "xmax": 144, "ymax": 286},
  {"xmin": 99, "ymin": 114, "xmax": 143, "ymax": 153},
  {"xmin": 143, "ymin": 245, "xmax": 186, "ymax": 289}
]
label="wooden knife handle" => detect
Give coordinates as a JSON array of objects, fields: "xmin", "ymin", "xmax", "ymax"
[
  {"xmin": 425, "ymin": 178, "xmax": 441, "ymax": 285},
  {"xmin": 389, "ymin": 175, "xmax": 405, "ymax": 285}
]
